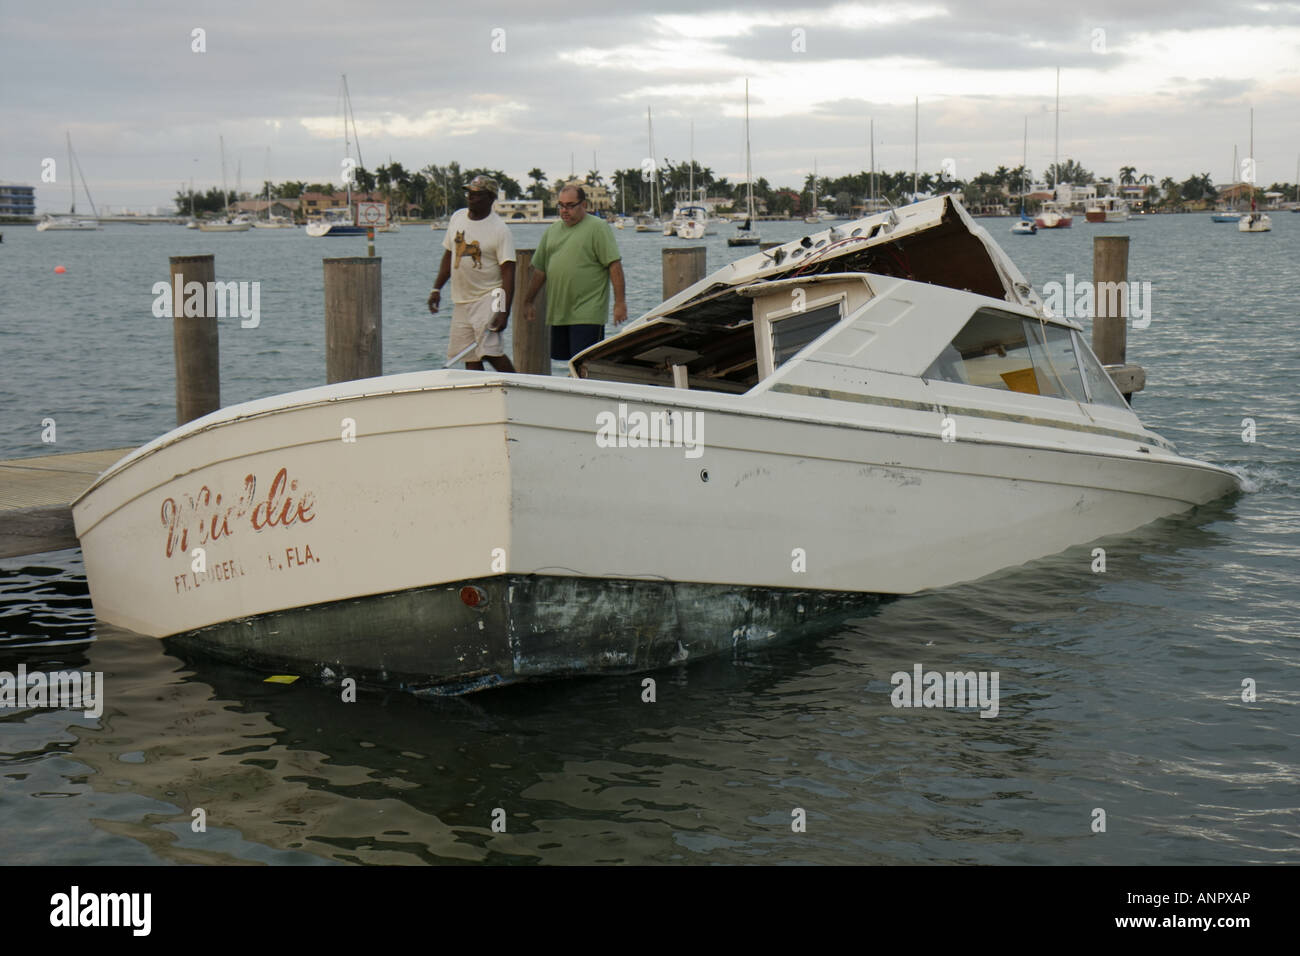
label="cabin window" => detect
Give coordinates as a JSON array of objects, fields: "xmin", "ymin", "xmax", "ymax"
[
  {"xmin": 771, "ymin": 303, "xmax": 842, "ymax": 368},
  {"xmin": 1024, "ymin": 320, "xmax": 1087, "ymax": 401},
  {"xmin": 923, "ymin": 309, "xmax": 1034, "ymax": 391},
  {"xmin": 1073, "ymin": 331, "xmax": 1131, "ymax": 409},
  {"xmin": 923, "ymin": 308, "xmax": 1091, "ymax": 403}
]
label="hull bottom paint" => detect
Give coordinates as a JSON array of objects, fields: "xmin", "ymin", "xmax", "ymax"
[{"xmin": 163, "ymin": 575, "xmax": 885, "ymax": 696}]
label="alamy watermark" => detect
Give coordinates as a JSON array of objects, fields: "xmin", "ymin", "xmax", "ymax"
[
  {"xmin": 890, "ymin": 663, "xmax": 1000, "ymax": 718},
  {"xmin": 151, "ymin": 276, "xmax": 261, "ymax": 328},
  {"xmin": 595, "ymin": 402, "xmax": 704, "ymax": 459},
  {"xmin": 50, "ymin": 886, "xmax": 150, "ymax": 935},
  {"xmin": 0, "ymin": 664, "xmax": 103, "ymax": 718},
  {"xmin": 1040, "ymin": 275, "xmax": 1152, "ymax": 329}
]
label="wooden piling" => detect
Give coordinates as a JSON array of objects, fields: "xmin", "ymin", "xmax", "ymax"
[
  {"xmin": 170, "ymin": 254, "xmax": 220, "ymax": 426},
  {"xmin": 662, "ymin": 247, "xmax": 706, "ymax": 300},
  {"xmin": 1091, "ymin": 235, "xmax": 1145, "ymax": 402},
  {"xmin": 324, "ymin": 257, "xmax": 382, "ymax": 384},
  {"xmin": 512, "ymin": 249, "xmax": 549, "ymax": 375},
  {"xmin": 1092, "ymin": 236, "xmax": 1129, "ymax": 365}
]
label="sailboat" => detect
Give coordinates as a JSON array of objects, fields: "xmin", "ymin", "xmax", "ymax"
[
  {"xmin": 803, "ymin": 158, "xmax": 822, "ymax": 223},
  {"xmin": 667, "ymin": 122, "xmax": 707, "ymax": 240},
  {"xmin": 185, "ymin": 176, "xmax": 199, "ymax": 228},
  {"xmin": 1035, "ymin": 68, "xmax": 1073, "ymax": 229},
  {"xmin": 252, "ymin": 149, "xmax": 296, "ymax": 228},
  {"xmin": 635, "ymin": 108, "xmax": 664, "ymax": 233},
  {"xmin": 1238, "ymin": 108, "xmax": 1272, "ymax": 233},
  {"xmin": 728, "ymin": 81, "xmax": 761, "ymax": 247},
  {"xmin": 198, "ymin": 136, "xmax": 252, "ymax": 232},
  {"xmin": 307, "ymin": 74, "xmax": 371, "ymax": 237},
  {"xmin": 36, "ymin": 133, "xmax": 101, "ymax": 231},
  {"xmin": 1011, "ymin": 117, "xmax": 1037, "ymax": 235}
]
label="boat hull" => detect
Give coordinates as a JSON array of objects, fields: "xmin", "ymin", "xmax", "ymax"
[
  {"xmin": 1035, "ymin": 213, "xmax": 1072, "ymax": 228},
  {"xmin": 73, "ymin": 373, "xmax": 1239, "ymax": 692},
  {"xmin": 306, "ymin": 222, "xmax": 368, "ymax": 237},
  {"xmin": 36, "ymin": 219, "xmax": 100, "ymax": 231},
  {"xmin": 167, "ymin": 573, "xmax": 880, "ymax": 695}
]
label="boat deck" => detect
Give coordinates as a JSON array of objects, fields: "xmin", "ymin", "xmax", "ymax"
[{"xmin": 0, "ymin": 447, "xmax": 134, "ymax": 558}]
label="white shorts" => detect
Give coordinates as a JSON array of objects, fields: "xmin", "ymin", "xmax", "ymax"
[{"xmin": 447, "ymin": 295, "xmax": 505, "ymax": 362}]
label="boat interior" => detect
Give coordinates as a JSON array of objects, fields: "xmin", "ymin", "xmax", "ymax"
[{"xmin": 573, "ymin": 200, "xmax": 1014, "ymax": 395}]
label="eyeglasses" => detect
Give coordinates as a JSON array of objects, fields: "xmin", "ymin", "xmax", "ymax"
[
  {"xmin": 466, "ymin": 191, "xmax": 493, "ymax": 198},
  {"xmin": 557, "ymin": 201, "xmax": 585, "ymax": 210}
]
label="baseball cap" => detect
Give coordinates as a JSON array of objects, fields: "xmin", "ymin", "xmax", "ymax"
[{"xmin": 464, "ymin": 175, "xmax": 500, "ymax": 195}]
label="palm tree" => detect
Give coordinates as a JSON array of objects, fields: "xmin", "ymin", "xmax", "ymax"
[
  {"xmin": 527, "ymin": 168, "xmax": 548, "ymax": 201},
  {"xmin": 1119, "ymin": 166, "xmax": 1137, "ymax": 186},
  {"xmin": 585, "ymin": 169, "xmax": 604, "ymax": 187}
]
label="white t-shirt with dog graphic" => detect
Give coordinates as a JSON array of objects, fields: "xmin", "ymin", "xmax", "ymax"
[{"xmin": 442, "ymin": 209, "xmax": 515, "ymax": 304}]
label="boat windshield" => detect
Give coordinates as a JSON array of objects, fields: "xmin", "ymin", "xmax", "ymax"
[{"xmin": 923, "ymin": 306, "xmax": 1128, "ymax": 408}]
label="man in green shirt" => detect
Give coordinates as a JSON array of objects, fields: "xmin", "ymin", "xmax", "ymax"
[{"xmin": 522, "ymin": 184, "xmax": 627, "ymax": 361}]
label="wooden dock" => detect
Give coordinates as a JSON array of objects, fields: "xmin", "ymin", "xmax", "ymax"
[{"xmin": 0, "ymin": 448, "xmax": 134, "ymax": 559}]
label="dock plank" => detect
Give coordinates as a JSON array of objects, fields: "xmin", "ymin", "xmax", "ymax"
[{"xmin": 0, "ymin": 448, "xmax": 135, "ymax": 558}]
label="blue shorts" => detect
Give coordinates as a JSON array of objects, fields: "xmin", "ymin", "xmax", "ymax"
[{"xmin": 550, "ymin": 323, "xmax": 605, "ymax": 361}]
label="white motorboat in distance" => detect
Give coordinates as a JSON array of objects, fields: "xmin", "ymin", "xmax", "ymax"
[
  {"xmin": 37, "ymin": 216, "xmax": 100, "ymax": 231},
  {"xmin": 72, "ymin": 196, "xmax": 1240, "ymax": 695},
  {"xmin": 198, "ymin": 215, "xmax": 252, "ymax": 232}
]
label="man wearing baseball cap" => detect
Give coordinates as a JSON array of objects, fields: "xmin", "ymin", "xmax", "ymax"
[{"xmin": 427, "ymin": 174, "xmax": 517, "ymax": 372}]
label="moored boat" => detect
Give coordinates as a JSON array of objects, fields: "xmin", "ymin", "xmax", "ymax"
[
  {"xmin": 37, "ymin": 133, "xmax": 100, "ymax": 231},
  {"xmin": 1237, "ymin": 109, "xmax": 1271, "ymax": 233},
  {"xmin": 1085, "ymin": 196, "xmax": 1129, "ymax": 222},
  {"xmin": 72, "ymin": 195, "xmax": 1240, "ymax": 695},
  {"xmin": 198, "ymin": 215, "xmax": 252, "ymax": 233},
  {"xmin": 729, "ymin": 83, "xmax": 762, "ymax": 248},
  {"xmin": 1035, "ymin": 201, "xmax": 1072, "ymax": 228}
]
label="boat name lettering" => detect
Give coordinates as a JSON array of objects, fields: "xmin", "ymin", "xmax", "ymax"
[
  {"xmin": 174, "ymin": 558, "xmax": 247, "ymax": 593},
  {"xmin": 266, "ymin": 544, "xmax": 320, "ymax": 572},
  {"xmin": 160, "ymin": 468, "xmax": 316, "ymax": 557}
]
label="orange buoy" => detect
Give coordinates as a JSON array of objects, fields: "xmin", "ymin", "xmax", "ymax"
[{"xmin": 54, "ymin": 265, "xmax": 67, "ymax": 274}]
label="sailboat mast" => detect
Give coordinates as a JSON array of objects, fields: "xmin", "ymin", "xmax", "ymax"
[
  {"xmin": 689, "ymin": 121, "xmax": 694, "ymax": 205},
  {"xmin": 648, "ymin": 107, "xmax": 660, "ymax": 220},
  {"xmin": 1249, "ymin": 108, "xmax": 1256, "ymax": 212},
  {"xmin": 1021, "ymin": 115, "xmax": 1029, "ymax": 215},
  {"xmin": 66, "ymin": 133, "xmax": 76, "ymax": 215},
  {"xmin": 341, "ymin": 73, "xmax": 363, "ymax": 172},
  {"xmin": 744, "ymin": 80, "xmax": 753, "ymax": 218},
  {"xmin": 869, "ymin": 117, "xmax": 876, "ymax": 209},
  {"xmin": 913, "ymin": 97, "xmax": 918, "ymax": 198},
  {"xmin": 1053, "ymin": 67, "xmax": 1060, "ymax": 193},
  {"xmin": 341, "ymin": 75, "xmax": 352, "ymax": 211},
  {"xmin": 219, "ymin": 135, "xmax": 229, "ymax": 214}
]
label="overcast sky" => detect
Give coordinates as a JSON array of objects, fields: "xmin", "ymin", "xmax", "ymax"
[{"xmin": 4, "ymin": 0, "xmax": 1299, "ymax": 212}]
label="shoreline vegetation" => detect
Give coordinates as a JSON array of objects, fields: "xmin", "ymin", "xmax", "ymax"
[
  {"xmin": 10, "ymin": 159, "xmax": 1294, "ymax": 224},
  {"xmin": 166, "ymin": 159, "xmax": 1293, "ymax": 222}
]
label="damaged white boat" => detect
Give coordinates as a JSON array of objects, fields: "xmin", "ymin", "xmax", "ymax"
[{"xmin": 72, "ymin": 196, "xmax": 1240, "ymax": 694}]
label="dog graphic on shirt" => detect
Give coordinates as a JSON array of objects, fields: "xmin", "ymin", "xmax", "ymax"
[{"xmin": 453, "ymin": 231, "xmax": 483, "ymax": 270}]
